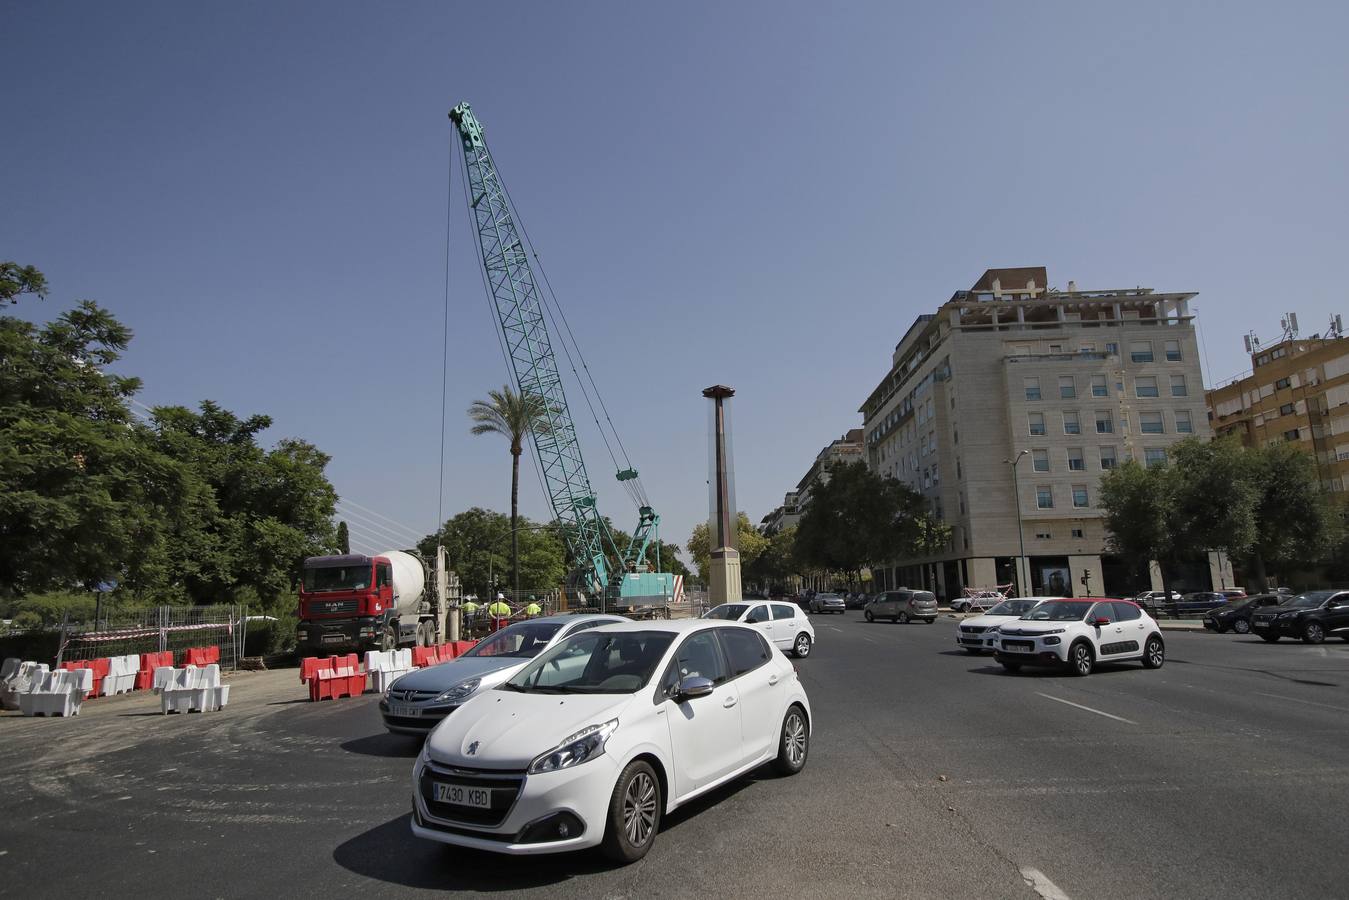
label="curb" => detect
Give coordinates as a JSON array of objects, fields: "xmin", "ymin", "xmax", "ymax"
[{"xmin": 1158, "ymin": 621, "xmax": 1207, "ymax": 631}]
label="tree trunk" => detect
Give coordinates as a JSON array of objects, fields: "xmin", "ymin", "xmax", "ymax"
[
  {"xmin": 511, "ymin": 446, "xmax": 521, "ymax": 603},
  {"xmin": 1250, "ymin": 552, "xmax": 1268, "ymax": 593}
]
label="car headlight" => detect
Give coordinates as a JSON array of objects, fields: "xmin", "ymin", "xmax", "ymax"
[
  {"xmin": 1278, "ymin": 611, "xmax": 1299, "ymax": 619},
  {"xmin": 528, "ymin": 719, "xmax": 619, "ymax": 774},
  {"xmin": 418, "ymin": 741, "xmax": 431, "ymax": 765},
  {"xmin": 433, "ymin": 677, "xmax": 482, "ymax": 704},
  {"xmin": 1038, "ymin": 628, "xmax": 1066, "ymax": 635}
]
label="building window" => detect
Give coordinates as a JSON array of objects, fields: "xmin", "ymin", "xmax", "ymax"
[
  {"xmin": 1284, "ymin": 428, "xmax": 1301, "ymax": 441},
  {"xmin": 1059, "ymin": 376, "xmax": 1075, "ymax": 399},
  {"xmin": 1279, "ymin": 402, "xmax": 1295, "ymax": 416},
  {"xmin": 1024, "ymin": 377, "xmax": 1041, "ymax": 401},
  {"xmin": 1068, "ymin": 447, "xmax": 1086, "ymax": 471},
  {"xmin": 1130, "ymin": 341, "xmax": 1154, "ymax": 363},
  {"xmin": 1095, "ymin": 410, "xmax": 1113, "ymax": 433},
  {"xmin": 1028, "ymin": 412, "xmax": 1046, "ymax": 435},
  {"xmin": 1034, "ymin": 531, "xmax": 1052, "ymax": 540},
  {"xmin": 1170, "ymin": 375, "xmax": 1187, "ymax": 397},
  {"xmin": 1145, "ymin": 448, "xmax": 1168, "ymax": 468},
  {"xmin": 1100, "ymin": 446, "xmax": 1118, "ymax": 469},
  {"xmin": 1140, "ymin": 412, "xmax": 1164, "ymax": 434},
  {"xmin": 1165, "ymin": 340, "xmax": 1182, "ymax": 362},
  {"xmin": 1175, "ymin": 410, "xmax": 1193, "ymax": 433},
  {"xmin": 1072, "ymin": 486, "xmax": 1089, "ymax": 508},
  {"xmin": 1091, "ymin": 375, "xmax": 1108, "ymax": 398},
  {"xmin": 1032, "ymin": 449, "xmax": 1050, "ymax": 472},
  {"xmin": 1105, "ymin": 342, "xmax": 1119, "ymax": 355},
  {"xmin": 1063, "ymin": 411, "xmax": 1081, "ymax": 434},
  {"xmin": 1275, "ymin": 376, "xmax": 1291, "ymax": 390},
  {"xmin": 1036, "ymin": 486, "xmax": 1054, "ymax": 509},
  {"xmin": 1071, "ymin": 528, "xmax": 1085, "ymax": 539},
  {"xmin": 1136, "ymin": 376, "xmax": 1159, "ymax": 398}
]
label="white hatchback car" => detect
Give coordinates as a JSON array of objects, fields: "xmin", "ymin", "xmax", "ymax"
[
  {"xmin": 704, "ymin": 600, "xmax": 816, "ymax": 658},
  {"xmin": 954, "ymin": 596, "xmax": 1061, "ymax": 653},
  {"xmin": 993, "ymin": 598, "xmax": 1166, "ymax": 676},
  {"xmin": 411, "ymin": 620, "xmax": 812, "ymax": 862}
]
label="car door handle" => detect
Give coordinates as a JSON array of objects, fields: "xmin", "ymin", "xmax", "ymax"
[
  {"xmin": 722, "ymin": 696, "xmax": 737, "ymax": 708},
  {"xmin": 768, "ymin": 675, "xmax": 780, "ymax": 686}
]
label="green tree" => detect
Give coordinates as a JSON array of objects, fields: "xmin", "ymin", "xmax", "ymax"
[
  {"xmin": 1169, "ymin": 437, "xmax": 1258, "ymax": 565},
  {"xmin": 1244, "ymin": 442, "xmax": 1340, "ymax": 590},
  {"xmin": 1099, "ymin": 459, "xmax": 1176, "ymax": 598},
  {"xmin": 420, "ymin": 508, "xmax": 565, "ymax": 598},
  {"xmin": 794, "ymin": 462, "xmax": 949, "ymax": 589},
  {"xmin": 0, "ymin": 295, "xmax": 190, "ymax": 597},
  {"xmin": 468, "ymin": 386, "xmax": 553, "ymax": 602},
  {"xmin": 336, "ymin": 521, "xmax": 350, "ymax": 555},
  {"xmin": 747, "ymin": 525, "xmax": 800, "ymax": 591},
  {"xmin": 0, "ymin": 261, "xmax": 48, "ymax": 306},
  {"xmin": 685, "ymin": 513, "xmax": 768, "ymax": 583}
]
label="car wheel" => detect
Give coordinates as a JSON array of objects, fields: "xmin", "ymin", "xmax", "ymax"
[
  {"xmin": 865, "ymin": 610, "xmax": 874, "ymax": 622},
  {"xmin": 1142, "ymin": 635, "xmax": 1165, "ymax": 669},
  {"xmin": 1069, "ymin": 641, "xmax": 1094, "ymax": 677},
  {"xmin": 1233, "ymin": 619, "xmax": 1250, "ymax": 635},
  {"xmin": 899, "ymin": 612, "xmax": 910, "ymax": 624},
  {"xmin": 1261, "ymin": 634, "xmax": 1281, "ymax": 643},
  {"xmin": 793, "ymin": 633, "xmax": 812, "ymax": 658},
  {"xmin": 601, "ymin": 759, "xmax": 661, "ymax": 863},
  {"xmin": 772, "ymin": 705, "xmax": 809, "ymax": 776},
  {"xmin": 379, "ymin": 625, "xmax": 397, "ymax": 653},
  {"xmin": 1000, "ymin": 661, "xmax": 1021, "ymax": 673},
  {"xmin": 1303, "ymin": 622, "xmax": 1325, "ymax": 644}
]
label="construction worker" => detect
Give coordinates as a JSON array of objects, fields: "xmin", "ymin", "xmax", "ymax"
[
  {"xmin": 487, "ymin": 596, "xmax": 512, "ymax": 631},
  {"xmin": 524, "ymin": 596, "xmax": 542, "ymax": 617}
]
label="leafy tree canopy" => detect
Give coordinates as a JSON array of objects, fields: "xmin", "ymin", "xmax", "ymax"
[{"xmin": 685, "ymin": 513, "xmax": 768, "ymax": 583}]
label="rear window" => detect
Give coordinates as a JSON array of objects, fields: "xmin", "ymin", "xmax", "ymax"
[
  {"xmin": 1111, "ymin": 601, "xmax": 1142, "ymax": 621},
  {"xmin": 771, "ymin": 604, "xmax": 797, "ymax": 620},
  {"xmin": 913, "ymin": 592, "xmax": 936, "ymax": 604},
  {"xmin": 718, "ymin": 628, "xmax": 771, "ymax": 677}
]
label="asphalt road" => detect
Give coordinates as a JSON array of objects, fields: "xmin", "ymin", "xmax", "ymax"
[{"xmin": 3, "ymin": 618, "xmax": 1348, "ymax": 899}]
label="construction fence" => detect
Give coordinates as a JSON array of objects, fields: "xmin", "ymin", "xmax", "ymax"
[{"xmin": 57, "ymin": 605, "xmax": 248, "ymax": 671}]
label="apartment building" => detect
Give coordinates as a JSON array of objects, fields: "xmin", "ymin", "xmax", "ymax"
[
  {"xmin": 1206, "ymin": 332, "xmax": 1349, "ymax": 494},
  {"xmin": 794, "ymin": 430, "xmax": 864, "ymax": 511},
  {"xmin": 859, "ymin": 266, "xmax": 1231, "ymax": 599},
  {"xmin": 760, "ymin": 491, "xmax": 802, "ymax": 534}
]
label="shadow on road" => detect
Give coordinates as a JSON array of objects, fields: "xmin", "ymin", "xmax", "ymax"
[
  {"xmin": 333, "ymin": 778, "xmax": 766, "ymax": 889},
  {"xmin": 342, "ymin": 732, "xmax": 421, "ymax": 758},
  {"xmin": 966, "ymin": 663, "xmax": 1144, "ymax": 678}
]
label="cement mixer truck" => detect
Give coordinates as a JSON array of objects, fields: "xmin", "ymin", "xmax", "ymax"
[{"xmin": 296, "ymin": 548, "xmax": 459, "ymax": 653}]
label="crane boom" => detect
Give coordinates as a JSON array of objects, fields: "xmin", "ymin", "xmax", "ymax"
[{"xmin": 450, "ymin": 102, "xmax": 660, "ymax": 601}]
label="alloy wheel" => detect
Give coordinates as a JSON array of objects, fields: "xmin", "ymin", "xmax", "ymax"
[
  {"xmin": 784, "ymin": 711, "xmax": 807, "ymax": 767},
  {"xmin": 1073, "ymin": 644, "xmax": 1092, "ymax": 676},
  {"xmin": 794, "ymin": 634, "xmax": 811, "ymax": 657},
  {"xmin": 622, "ymin": 771, "xmax": 658, "ymax": 848},
  {"xmin": 1234, "ymin": 619, "xmax": 1250, "ymax": 635},
  {"xmin": 1305, "ymin": 623, "xmax": 1325, "ymax": 644}
]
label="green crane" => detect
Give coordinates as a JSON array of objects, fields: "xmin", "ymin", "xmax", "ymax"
[{"xmin": 449, "ymin": 102, "xmax": 674, "ymax": 608}]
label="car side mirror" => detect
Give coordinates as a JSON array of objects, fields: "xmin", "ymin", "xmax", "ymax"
[
  {"xmin": 1094, "ymin": 616, "xmax": 1111, "ymax": 626},
  {"xmin": 675, "ymin": 675, "xmax": 714, "ymax": 701}
]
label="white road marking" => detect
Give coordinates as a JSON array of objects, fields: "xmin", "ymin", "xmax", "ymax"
[
  {"xmin": 1035, "ymin": 692, "xmax": 1137, "ymax": 725},
  {"xmin": 1252, "ymin": 691, "xmax": 1349, "ymax": 714},
  {"xmin": 862, "ymin": 636, "xmax": 876, "ymax": 644},
  {"xmin": 1020, "ymin": 867, "xmax": 1072, "ymax": 900},
  {"xmin": 827, "ymin": 625, "xmax": 843, "ymax": 632}
]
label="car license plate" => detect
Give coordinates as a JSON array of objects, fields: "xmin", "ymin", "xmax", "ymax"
[
  {"xmin": 433, "ymin": 783, "xmax": 492, "ymax": 809},
  {"xmin": 1004, "ymin": 641, "xmax": 1033, "ymax": 652},
  {"xmin": 1253, "ymin": 620, "xmax": 1268, "ymax": 628},
  {"xmin": 388, "ymin": 703, "xmax": 420, "ymax": 718},
  {"xmin": 321, "ymin": 634, "xmax": 346, "ymax": 644}
]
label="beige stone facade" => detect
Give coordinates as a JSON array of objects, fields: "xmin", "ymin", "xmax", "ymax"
[
  {"xmin": 1206, "ymin": 333, "xmax": 1349, "ymax": 495},
  {"xmin": 859, "ymin": 267, "xmax": 1232, "ymax": 600}
]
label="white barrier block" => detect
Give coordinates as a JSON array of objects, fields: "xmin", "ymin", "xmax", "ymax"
[
  {"xmin": 102, "ymin": 655, "xmax": 138, "ymax": 696},
  {"xmin": 159, "ymin": 664, "xmax": 228, "ymax": 713},
  {"xmin": 1, "ymin": 660, "xmax": 48, "ymax": 710},
  {"xmin": 19, "ymin": 669, "xmax": 91, "ymax": 717}
]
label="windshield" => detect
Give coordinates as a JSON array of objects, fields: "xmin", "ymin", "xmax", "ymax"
[
  {"xmin": 988, "ymin": 599, "xmax": 1040, "ymax": 617},
  {"xmin": 464, "ymin": 621, "xmax": 564, "ymax": 658},
  {"xmin": 505, "ymin": 630, "xmax": 676, "ymax": 694},
  {"xmin": 1022, "ymin": 601, "xmax": 1095, "ymax": 622},
  {"xmin": 1283, "ymin": 590, "xmax": 1336, "ymax": 610},
  {"xmin": 302, "ymin": 564, "xmax": 372, "ymax": 593},
  {"xmin": 705, "ymin": 604, "xmax": 749, "ymax": 620}
]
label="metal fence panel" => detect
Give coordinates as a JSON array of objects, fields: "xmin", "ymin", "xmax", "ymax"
[{"xmin": 59, "ymin": 605, "xmax": 245, "ymax": 670}]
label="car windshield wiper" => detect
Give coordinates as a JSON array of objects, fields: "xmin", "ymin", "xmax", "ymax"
[{"xmin": 499, "ymin": 682, "xmax": 527, "ymax": 692}]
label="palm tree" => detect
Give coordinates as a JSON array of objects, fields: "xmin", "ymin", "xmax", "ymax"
[{"xmin": 469, "ymin": 386, "xmax": 552, "ymax": 600}]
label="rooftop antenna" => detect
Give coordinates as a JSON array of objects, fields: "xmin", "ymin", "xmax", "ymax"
[
  {"xmin": 1280, "ymin": 312, "xmax": 1299, "ymax": 342},
  {"xmin": 1243, "ymin": 331, "xmax": 1262, "ymax": 354},
  {"xmin": 1328, "ymin": 314, "xmax": 1344, "ymax": 339}
]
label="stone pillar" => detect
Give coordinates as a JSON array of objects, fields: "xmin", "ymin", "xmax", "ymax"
[
  {"xmin": 1208, "ymin": 551, "xmax": 1234, "ymax": 591},
  {"xmin": 704, "ymin": 385, "xmax": 742, "ymax": 605},
  {"xmin": 1068, "ymin": 554, "xmax": 1102, "ymax": 598},
  {"xmin": 969, "ymin": 557, "xmax": 998, "ymax": 591}
]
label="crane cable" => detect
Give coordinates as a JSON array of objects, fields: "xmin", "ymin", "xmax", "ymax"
[{"xmin": 488, "ymin": 142, "xmax": 650, "ymax": 511}]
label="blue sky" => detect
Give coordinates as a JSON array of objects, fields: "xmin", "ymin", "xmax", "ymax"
[{"xmin": 6, "ymin": 1, "xmax": 1348, "ymax": 559}]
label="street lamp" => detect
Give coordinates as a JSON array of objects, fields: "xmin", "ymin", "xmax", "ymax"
[{"xmin": 1004, "ymin": 450, "xmax": 1029, "ymax": 596}]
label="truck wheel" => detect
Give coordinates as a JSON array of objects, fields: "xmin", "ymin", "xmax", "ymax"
[
  {"xmin": 416, "ymin": 622, "xmax": 433, "ymax": 647},
  {"xmin": 380, "ymin": 625, "xmax": 397, "ymax": 652}
]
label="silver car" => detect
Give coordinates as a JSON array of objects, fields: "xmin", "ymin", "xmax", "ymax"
[
  {"xmin": 865, "ymin": 589, "xmax": 939, "ymax": 624},
  {"xmin": 378, "ymin": 613, "xmax": 625, "ymax": 735},
  {"xmin": 809, "ymin": 592, "xmax": 846, "ymax": 614}
]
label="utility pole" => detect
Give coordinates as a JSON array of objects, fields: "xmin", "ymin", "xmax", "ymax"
[{"xmin": 1005, "ymin": 450, "xmax": 1030, "ymax": 596}]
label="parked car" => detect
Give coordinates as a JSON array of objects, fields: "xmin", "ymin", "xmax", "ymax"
[
  {"xmin": 411, "ymin": 619, "xmax": 812, "ymax": 861},
  {"xmin": 1219, "ymin": 588, "xmax": 1247, "ymax": 600},
  {"xmin": 844, "ymin": 592, "xmax": 870, "ymax": 610},
  {"xmin": 1203, "ymin": 593, "xmax": 1283, "ymax": 634},
  {"xmin": 379, "ymin": 614, "xmax": 627, "ymax": 735},
  {"xmin": 704, "ymin": 600, "xmax": 816, "ymax": 658},
  {"xmin": 1133, "ymin": 590, "xmax": 1182, "ymax": 615},
  {"xmin": 954, "ymin": 596, "xmax": 1060, "ymax": 653},
  {"xmin": 1249, "ymin": 589, "xmax": 1349, "ymax": 643},
  {"xmin": 951, "ymin": 591, "xmax": 1006, "ymax": 614},
  {"xmin": 809, "ymin": 592, "xmax": 846, "ymax": 615},
  {"xmin": 994, "ymin": 598, "xmax": 1165, "ymax": 676},
  {"xmin": 865, "ymin": 589, "xmax": 939, "ymax": 624},
  {"xmin": 1174, "ymin": 592, "xmax": 1234, "ymax": 616}
]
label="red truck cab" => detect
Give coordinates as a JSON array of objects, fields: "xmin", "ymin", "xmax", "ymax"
[{"xmin": 297, "ymin": 554, "xmax": 396, "ymax": 651}]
